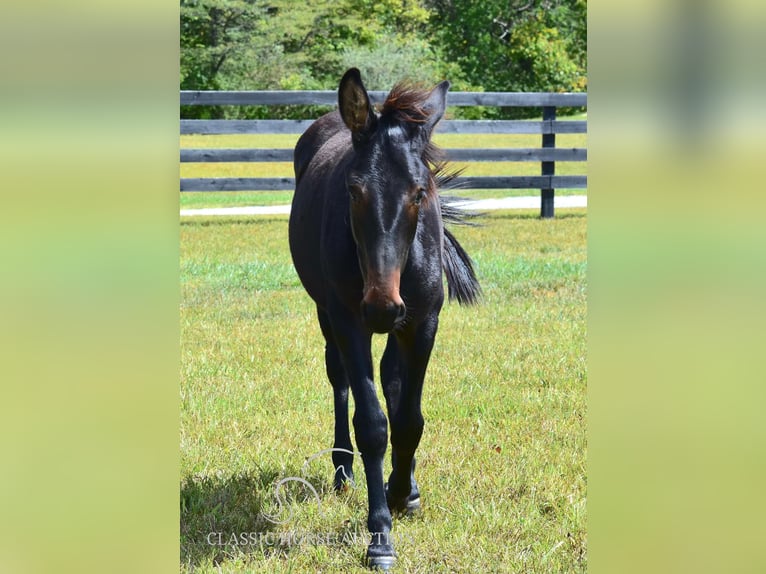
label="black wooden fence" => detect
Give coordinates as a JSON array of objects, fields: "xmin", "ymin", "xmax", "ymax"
[{"xmin": 180, "ymin": 90, "xmax": 586, "ymax": 218}]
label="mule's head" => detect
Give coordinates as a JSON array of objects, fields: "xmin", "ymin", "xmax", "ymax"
[{"xmin": 338, "ymin": 68, "xmax": 449, "ymax": 334}]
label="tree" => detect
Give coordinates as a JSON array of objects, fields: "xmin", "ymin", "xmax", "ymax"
[
  {"xmin": 181, "ymin": 0, "xmax": 458, "ymax": 118},
  {"xmin": 426, "ymin": 0, "xmax": 586, "ymax": 116},
  {"xmin": 179, "ymin": 0, "xmax": 587, "ymax": 119},
  {"xmin": 180, "ymin": 0, "xmax": 273, "ymax": 91}
]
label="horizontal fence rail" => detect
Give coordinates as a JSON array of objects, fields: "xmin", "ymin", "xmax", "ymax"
[
  {"xmin": 180, "ymin": 119, "xmax": 586, "ymax": 135},
  {"xmin": 180, "ymin": 175, "xmax": 587, "ymax": 193},
  {"xmin": 181, "ymin": 90, "xmax": 587, "ymax": 108},
  {"xmin": 180, "ymin": 90, "xmax": 587, "ymax": 217},
  {"xmin": 180, "ymin": 148, "xmax": 586, "ymax": 163}
]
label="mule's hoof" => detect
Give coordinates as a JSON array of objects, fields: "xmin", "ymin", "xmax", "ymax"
[
  {"xmin": 366, "ymin": 541, "xmax": 396, "ymax": 571},
  {"xmin": 385, "ymin": 483, "xmax": 421, "ymax": 516},
  {"xmin": 403, "ymin": 495, "xmax": 421, "ymax": 514},
  {"xmin": 367, "ymin": 554, "xmax": 396, "ymax": 571}
]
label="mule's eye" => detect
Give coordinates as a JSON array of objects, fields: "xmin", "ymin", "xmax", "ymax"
[
  {"xmin": 348, "ymin": 183, "xmax": 364, "ymax": 202},
  {"xmin": 413, "ymin": 187, "xmax": 426, "ymax": 205}
]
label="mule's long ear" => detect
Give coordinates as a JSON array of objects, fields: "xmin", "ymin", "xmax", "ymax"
[
  {"xmin": 422, "ymin": 80, "xmax": 450, "ymax": 137},
  {"xmin": 339, "ymin": 68, "xmax": 376, "ymax": 145}
]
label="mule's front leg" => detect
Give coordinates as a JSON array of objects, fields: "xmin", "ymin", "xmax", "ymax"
[
  {"xmin": 353, "ymin": 390, "xmax": 394, "ymax": 570},
  {"xmin": 329, "ymin": 302, "xmax": 395, "ymax": 570},
  {"xmin": 382, "ymin": 313, "xmax": 439, "ymax": 514}
]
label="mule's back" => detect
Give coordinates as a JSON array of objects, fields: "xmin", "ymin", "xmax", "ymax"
[
  {"xmin": 289, "ymin": 110, "xmax": 353, "ymax": 308},
  {"xmin": 293, "ymin": 110, "xmax": 347, "ymax": 187}
]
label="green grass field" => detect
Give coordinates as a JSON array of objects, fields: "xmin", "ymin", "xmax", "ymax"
[
  {"xmin": 180, "ymin": 208, "xmax": 587, "ymax": 572},
  {"xmin": 180, "ymin": 115, "xmax": 587, "ymax": 209}
]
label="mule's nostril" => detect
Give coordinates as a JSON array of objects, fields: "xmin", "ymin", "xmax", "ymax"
[{"xmin": 396, "ymin": 304, "xmax": 406, "ymax": 321}]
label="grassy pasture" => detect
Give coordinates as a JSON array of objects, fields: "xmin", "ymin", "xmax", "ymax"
[
  {"xmin": 180, "ymin": 208, "xmax": 587, "ymax": 572},
  {"xmin": 180, "ymin": 114, "xmax": 587, "ymax": 209}
]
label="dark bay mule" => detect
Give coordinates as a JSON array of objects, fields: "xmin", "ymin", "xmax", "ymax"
[{"xmin": 288, "ymin": 68, "xmax": 480, "ymax": 570}]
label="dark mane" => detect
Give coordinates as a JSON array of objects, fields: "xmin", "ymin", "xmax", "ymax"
[
  {"xmin": 379, "ymin": 82, "xmax": 446, "ymax": 180},
  {"xmin": 380, "ymin": 82, "xmax": 433, "ymax": 124}
]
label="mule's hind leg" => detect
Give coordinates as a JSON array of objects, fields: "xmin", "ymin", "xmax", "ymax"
[
  {"xmin": 381, "ymin": 313, "xmax": 439, "ymax": 514},
  {"xmin": 318, "ymin": 308, "xmax": 355, "ymax": 490}
]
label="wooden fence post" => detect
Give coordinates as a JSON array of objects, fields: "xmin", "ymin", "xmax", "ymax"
[{"xmin": 540, "ymin": 106, "xmax": 556, "ymax": 218}]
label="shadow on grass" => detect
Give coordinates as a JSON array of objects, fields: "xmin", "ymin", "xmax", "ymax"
[{"xmin": 180, "ymin": 465, "xmax": 334, "ymax": 570}]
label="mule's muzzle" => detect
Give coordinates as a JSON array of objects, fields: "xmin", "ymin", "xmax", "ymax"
[
  {"xmin": 360, "ymin": 268, "xmax": 406, "ymax": 333},
  {"xmin": 360, "ymin": 296, "xmax": 406, "ymax": 334}
]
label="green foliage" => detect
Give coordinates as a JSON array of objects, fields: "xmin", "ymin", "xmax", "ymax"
[
  {"xmin": 179, "ymin": 0, "xmax": 587, "ymax": 119},
  {"xmin": 506, "ymin": 16, "xmax": 584, "ymax": 93},
  {"xmin": 180, "ymin": 0, "xmax": 272, "ymax": 91},
  {"xmin": 426, "ymin": 0, "xmax": 587, "ymax": 118},
  {"xmin": 180, "ymin": 0, "xmax": 288, "ymax": 118},
  {"xmin": 339, "ymin": 35, "xmax": 451, "ymax": 91}
]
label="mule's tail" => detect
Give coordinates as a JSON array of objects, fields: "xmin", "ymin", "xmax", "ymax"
[{"xmin": 439, "ymin": 196, "xmax": 482, "ymax": 305}]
